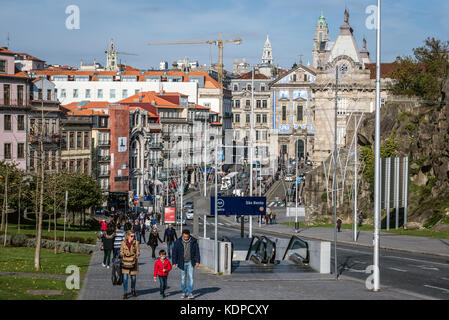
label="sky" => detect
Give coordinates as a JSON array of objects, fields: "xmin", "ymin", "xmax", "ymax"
[{"xmin": 1, "ymin": 0, "xmax": 448, "ymax": 71}]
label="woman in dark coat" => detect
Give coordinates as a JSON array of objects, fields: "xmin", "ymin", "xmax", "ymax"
[
  {"xmin": 147, "ymin": 227, "xmax": 163, "ymax": 259},
  {"xmin": 102, "ymin": 224, "xmax": 115, "ymax": 268}
]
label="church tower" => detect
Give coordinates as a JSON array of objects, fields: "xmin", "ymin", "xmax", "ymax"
[
  {"xmin": 312, "ymin": 12, "xmax": 330, "ymax": 69},
  {"xmin": 105, "ymin": 40, "xmax": 118, "ymax": 71},
  {"xmin": 261, "ymin": 35, "xmax": 273, "ymax": 65}
]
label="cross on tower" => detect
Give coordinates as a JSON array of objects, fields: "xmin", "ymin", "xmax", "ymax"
[{"xmin": 298, "ymin": 53, "xmax": 303, "ymax": 65}]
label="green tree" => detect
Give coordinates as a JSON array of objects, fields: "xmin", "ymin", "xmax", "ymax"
[{"xmin": 390, "ymin": 37, "xmax": 449, "ymax": 102}]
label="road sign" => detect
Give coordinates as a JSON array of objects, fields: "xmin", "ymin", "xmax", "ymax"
[
  {"xmin": 164, "ymin": 207, "xmax": 176, "ymax": 224},
  {"xmin": 286, "ymin": 207, "xmax": 306, "ymax": 218},
  {"xmin": 210, "ymin": 196, "xmax": 266, "ymax": 216}
]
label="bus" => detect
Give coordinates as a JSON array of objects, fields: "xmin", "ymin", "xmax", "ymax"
[{"xmin": 221, "ymin": 172, "xmax": 239, "ymax": 191}]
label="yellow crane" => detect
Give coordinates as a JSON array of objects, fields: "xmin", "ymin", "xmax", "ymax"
[{"xmin": 148, "ymin": 32, "xmax": 242, "ymax": 88}]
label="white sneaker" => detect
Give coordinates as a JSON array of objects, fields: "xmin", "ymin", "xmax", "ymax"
[
  {"xmin": 107, "ymin": 265, "xmax": 110, "ymax": 269},
  {"xmin": 181, "ymin": 293, "xmax": 186, "ymax": 299},
  {"xmin": 102, "ymin": 263, "xmax": 106, "ymax": 267}
]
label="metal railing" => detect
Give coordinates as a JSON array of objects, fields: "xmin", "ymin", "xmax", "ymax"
[{"xmin": 246, "ymin": 236, "xmax": 276, "ymax": 265}]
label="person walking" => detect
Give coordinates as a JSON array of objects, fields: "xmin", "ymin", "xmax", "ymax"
[
  {"xmin": 153, "ymin": 249, "xmax": 172, "ymax": 299},
  {"xmin": 102, "ymin": 224, "xmax": 115, "ymax": 268},
  {"xmin": 172, "ymin": 229, "xmax": 200, "ymax": 300},
  {"xmin": 138, "ymin": 220, "xmax": 146, "ymax": 244},
  {"xmin": 113, "ymin": 223, "xmax": 125, "ymax": 261},
  {"xmin": 358, "ymin": 213, "xmax": 363, "ymax": 227},
  {"xmin": 148, "ymin": 226, "xmax": 163, "ymax": 259},
  {"xmin": 124, "ymin": 218, "xmax": 133, "ymax": 232},
  {"xmin": 163, "ymin": 224, "xmax": 178, "ymax": 259},
  {"xmin": 337, "ymin": 217, "xmax": 343, "ymax": 232},
  {"xmin": 120, "ymin": 231, "xmax": 140, "ymax": 299},
  {"xmin": 134, "ymin": 220, "xmax": 141, "ymax": 243}
]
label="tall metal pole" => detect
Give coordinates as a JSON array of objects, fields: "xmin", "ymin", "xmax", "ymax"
[
  {"xmin": 295, "ymin": 141, "xmax": 298, "ymax": 230},
  {"xmin": 203, "ymin": 119, "xmax": 207, "ymax": 238},
  {"xmin": 333, "ymin": 66, "xmax": 339, "ymax": 279},
  {"xmin": 373, "ymin": 0, "xmax": 382, "ymax": 292},
  {"xmin": 214, "ymin": 140, "xmax": 218, "ymax": 273},
  {"xmin": 180, "ymin": 134, "xmax": 184, "ymax": 234},
  {"xmin": 249, "ymin": 66, "xmax": 254, "ymax": 238},
  {"xmin": 354, "ymin": 115, "xmax": 358, "ymax": 242}
]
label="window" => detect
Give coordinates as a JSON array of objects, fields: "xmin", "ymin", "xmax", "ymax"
[
  {"xmin": 69, "ymin": 160, "xmax": 75, "ymax": 172},
  {"xmin": 235, "ymin": 114, "xmax": 240, "ymax": 123},
  {"xmin": 246, "ymin": 100, "xmax": 250, "ymax": 107},
  {"xmin": 261, "ymin": 85, "xmax": 266, "ymax": 92},
  {"xmin": 256, "ymin": 114, "xmax": 261, "ymax": 123},
  {"xmin": 0, "ymin": 60, "xmax": 6, "ymax": 73},
  {"xmin": 4, "ymin": 115, "xmax": 11, "ymax": 131},
  {"xmin": 256, "ymin": 130, "xmax": 260, "ymax": 140},
  {"xmin": 256, "ymin": 100, "xmax": 261, "ymax": 108},
  {"xmin": 17, "ymin": 143, "xmax": 24, "ymax": 159},
  {"xmin": 51, "ymin": 151, "xmax": 57, "ymax": 170},
  {"xmin": 61, "ymin": 89, "xmax": 66, "ymax": 98},
  {"xmin": 69, "ymin": 132, "xmax": 75, "ymax": 149},
  {"xmin": 97, "ymin": 89, "xmax": 103, "ymax": 99},
  {"xmin": 135, "ymin": 89, "xmax": 140, "ymax": 95},
  {"xmin": 233, "ymin": 85, "xmax": 238, "ymax": 91},
  {"xmin": 83, "ymin": 159, "xmax": 89, "ymax": 174},
  {"xmin": 282, "ymin": 105, "xmax": 287, "ymax": 122},
  {"xmin": 292, "ymin": 74, "xmax": 297, "ymax": 82},
  {"xmin": 47, "ymin": 89, "xmax": 52, "ymax": 101},
  {"xmin": 17, "ymin": 85, "xmax": 24, "ymax": 106},
  {"xmin": 247, "ymin": 84, "xmax": 252, "ymax": 91},
  {"xmin": 262, "ymin": 100, "xmax": 267, "ymax": 108},
  {"xmin": 84, "ymin": 132, "xmax": 89, "ymax": 149},
  {"xmin": 122, "ymin": 89, "xmax": 128, "ymax": 98},
  {"xmin": 85, "ymin": 89, "xmax": 91, "ymax": 99},
  {"xmin": 4, "ymin": 143, "xmax": 11, "ymax": 159},
  {"xmin": 235, "ymin": 100, "xmax": 240, "ymax": 108},
  {"xmin": 246, "ymin": 114, "xmax": 250, "ymax": 123},
  {"xmin": 50, "ymin": 119, "xmax": 56, "ymax": 135},
  {"xmin": 304, "ymin": 74, "xmax": 308, "ymax": 82},
  {"xmin": 17, "ymin": 115, "xmax": 25, "ymax": 131},
  {"xmin": 73, "ymin": 89, "xmax": 78, "ymax": 98},
  {"xmin": 77, "ymin": 132, "xmax": 82, "ymax": 149},
  {"xmin": 110, "ymin": 89, "xmax": 116, "ymax": 99},
  {"xmin": 61, "ymin": 132, "xmax": 67, "ymax": 149},
  {"xmin": 76, "ymin": 160, "xmax": 82, "ymax": 173},
  {"xmin": 262, "ymin": 114, "xmax": 267, "ymax": 123},
  {"xmin": 296, "ymin": 105, "xmax": 303, "ymax": 122},
  {"xmin": 4, "ymin": 84, "xmax": 11, "ymax": 105},
  {"xmin": 30, "ymin": 151, "xmax": 35, "ymax": 170},
  {"xmin": 44, "ymin": 151, "xmax": 49, "ymax": 170},
  {"xmin": 62, "ymin": 161, "xmax": 67, "ymax": 171}
]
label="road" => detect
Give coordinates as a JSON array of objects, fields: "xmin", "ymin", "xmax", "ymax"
[{"xmin": 180, "ymin": 214, "xmax": 449, "ymax": 300}]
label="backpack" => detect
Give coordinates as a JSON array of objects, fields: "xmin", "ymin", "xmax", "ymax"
[{"xmin": 112, "ymin": 257, "xmax": 123, "ymax": 285}]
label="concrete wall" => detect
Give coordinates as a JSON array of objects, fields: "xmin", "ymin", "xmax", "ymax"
[
  {"xmin": 198, "ymin": 238, "xmax": 232, "ymax": 275},
  {"xmin": 307, "ymin": 240, "xmax": 331, "ymax": 274}
]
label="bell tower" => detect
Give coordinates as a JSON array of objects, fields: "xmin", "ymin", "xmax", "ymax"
[
  {"xmin": 312, "ymin": 12, "xmax": 330, "ymax": 69},
  {"xmin": 261, "ymin": 35, "xmax": 273, "ymax": 65}
]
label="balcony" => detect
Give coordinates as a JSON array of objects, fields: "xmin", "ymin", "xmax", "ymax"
[
  {"xmin": 149, "ymin": 159, "xmax": 164, "ymax": 165},
  {"xmin": 98, "ymin": 155, "xmax": 111, "ymax": 162},
  {"xmin": 147, "ymin": 123, "xmax": 162, "ymax": 131},
  {"xmin": 98, "ymin": 170, "xmax": 110, "ymax": 177},
  {"xmin": 149, "ymin": 142, "xmax": 163, "ymax": 149},
  {"xmin": 98, "ymin": 140, "xmax": 111, "ymax": 146},
  {"xmin": 29, "ymin": 134, "xmax": 61, "ymax": 144}
]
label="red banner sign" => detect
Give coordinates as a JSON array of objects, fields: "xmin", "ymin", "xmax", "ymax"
[{"xmin": 164, "ymin": 207, "xmax": 176, "ymax": 224}]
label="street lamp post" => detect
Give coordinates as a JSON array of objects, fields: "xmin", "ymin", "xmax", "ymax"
[
  {"xmin": 373, "ymin": 0, "xmax": 382, "ymax": 292},
  {"xmin": 249, "ymin": 66, "xmax": 255, "ymax": 238}
]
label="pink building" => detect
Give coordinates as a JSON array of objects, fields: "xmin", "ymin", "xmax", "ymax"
[
  {"xmin": 0, "ymin": 47, "xmax": 31, "ymax": 170},
  {"xmin": 14, "ymin": 52, "xmax": 45, "ymax": 72}
]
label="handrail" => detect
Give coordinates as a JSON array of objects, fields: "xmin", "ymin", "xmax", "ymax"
[
  {"xmin": 283, "ymin": 236, "xmax": 309, "ymax": 264},
  {"xmin": 246, "ymin": 236, "xmax": 276, "ymax": 264},
  {"xmin": 245, "ymin": 236, "xmax": 261, "ymax": 261}
]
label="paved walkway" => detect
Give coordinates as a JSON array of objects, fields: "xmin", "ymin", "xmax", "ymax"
[{"xmin": 78, "ymin": 236, "xmax": 435, "ymax": 300}]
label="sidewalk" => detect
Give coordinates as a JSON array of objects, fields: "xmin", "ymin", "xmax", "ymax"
[
  {"xmin": 78, "ymin": 240, "xmax": 434, "ymax": 300},
  {"xmin": 220, "ymin": 216, "xmax": 449, "ymax": 259}
]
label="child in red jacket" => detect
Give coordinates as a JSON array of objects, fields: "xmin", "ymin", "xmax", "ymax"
[{"xmin": 153, "ymin": 249, "xmax": 172, "ymax": 298}]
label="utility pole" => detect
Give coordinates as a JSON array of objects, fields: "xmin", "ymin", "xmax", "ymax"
[
  {"xmin": 64, "ymin": 190, "xmax": 68, "ymax": 242},
  {"xmin": 354, "ymin": 115, "xmax": 358, "ymax": 242},
  {"xmin": 373, "ymin": 0, "xmax": 382, "ymax": 292},
  {"xmin": 249, "ymin": 66, "xmax": 254, "ymax": 238},
  {"xmin": 203, "ymin": 119, "xmax": 207, "ymax": 238},
  {"xmin": 180, "ymin": 134, "xmax": 184, "ymax": 234},
  {"xmin": 333, "ymin": 67, "xmax": 339, "ymax": 279},
  {"xmin": 214, "ymin": 139, "xmax": 218, "ymax": 274}
]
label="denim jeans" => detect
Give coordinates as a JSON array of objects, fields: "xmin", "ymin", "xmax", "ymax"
[
  {"xmin": 135, "ymin": 232, "xmax": 141, "ymax": 243},
  {"xmin": 123, "ymin": 273, "xmax": 136, "ymax": 293},
  {"xmin": 103, "ymin": 249, "xmax": 112, "ymax": 266},
  {"xmin": 158, "ymin": 276, "xmax": 167, "ymax": 295},
  {"xmin": 141, "ymin": 233, "xmax": 146, "ymax": 244},
  {"xmin": 180, "ymin": 262, "xmax": 194, "ymax": 295},
  {"xmin": 166, "ymin": 241, "xmax": 174, "ymax": 258},
  {"xmin": 113, "ymin": 248, "xmax": 120, "ymax": 260}
]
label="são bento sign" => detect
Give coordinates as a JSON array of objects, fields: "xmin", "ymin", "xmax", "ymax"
[{"xmin": 210, "ymin": 197, "xmax": 266, "ymax": 216}]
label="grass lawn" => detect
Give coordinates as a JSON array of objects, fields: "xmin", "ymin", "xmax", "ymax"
[
  {"xmin": 0, "ymin": 246, "xmax": 92, "ymax": 275},
  {"xmin": 5, "ymin": 217, "xmax": 99, "ymax": 244},
  {"xmin": 0, "ymin": 276, "xmax": 79, "ymax": 300},
  {"xmin": 281, "ymin": 222, "xmax": 449, "ymax": 239}
]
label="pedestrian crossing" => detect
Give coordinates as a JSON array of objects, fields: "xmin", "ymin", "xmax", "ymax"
[
  {"xmin": 197, "ymin": 217, "xmax": 232, "ymax": 227},
  {"xmin": 267, "ymin": 201, "xmax": 286, "ymax": 208}
]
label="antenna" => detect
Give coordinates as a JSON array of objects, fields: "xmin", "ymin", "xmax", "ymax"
[
  {"xmin": 298, "ymin": 53, "xmax": 303, "ymax": 65},
  {"xmin": 7, "ymin": 32, "xmax": 10, "ymax": 48}
]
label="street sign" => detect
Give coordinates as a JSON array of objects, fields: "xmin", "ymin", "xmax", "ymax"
[
  {"xmin": 286, "ymin": 207, "xmax": 306, "ymax": 218},
  {"xmin": 164, "ymin": 207, "xmax": 176, "ymax": 224},
  {"xmin": 210, "ymin": 196, "xmax": 266, "ymax": 216}
]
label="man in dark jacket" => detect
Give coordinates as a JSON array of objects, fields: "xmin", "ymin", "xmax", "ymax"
[
  {"xmin": 163, "ymin": 224, "xmax": 178, "ymax": 259},
  {"xmin": 172, "ymin": 229, "xmax": 200, "ymax": 299}
]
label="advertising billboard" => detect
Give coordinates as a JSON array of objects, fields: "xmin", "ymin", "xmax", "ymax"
[{"xmin": 164, "ymin": 207, "xmax": 176, "ymax": 224}]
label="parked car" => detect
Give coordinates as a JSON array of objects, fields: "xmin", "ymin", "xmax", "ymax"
[
  {"xmin": 186, "ymin": 209, "xmax": 194, "ymax": 220},
  {"xmin": 175, "ymin": 217, "xmax": 186, "ymax": 225},
  {"xmin": 285, "ymin": 174, "xmax": 294, "ymax": 182},
  {"xmin": 184, "ymin": 201, "xmax": 194, "ymax": 209}
]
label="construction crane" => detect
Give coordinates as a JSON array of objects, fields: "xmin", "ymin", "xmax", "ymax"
[{"xmin": 148, "ymin": 32, "xmax": 242, "ymax": 88}]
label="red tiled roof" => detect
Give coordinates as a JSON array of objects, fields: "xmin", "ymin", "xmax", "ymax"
[
  {"xmin": 15, "ymin": 52, "xmax": 45, "ymax": 62},
  {"xmin": 364, "ymin": 63, "xmax": 398, "ymax": 80},
  {"xmin": 237, "ymin": 71, "xmax": 269, "ymax": 80},
  {"xmin": 0, "ymin": 47, "xmax": 15, "ymax": 56}
]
